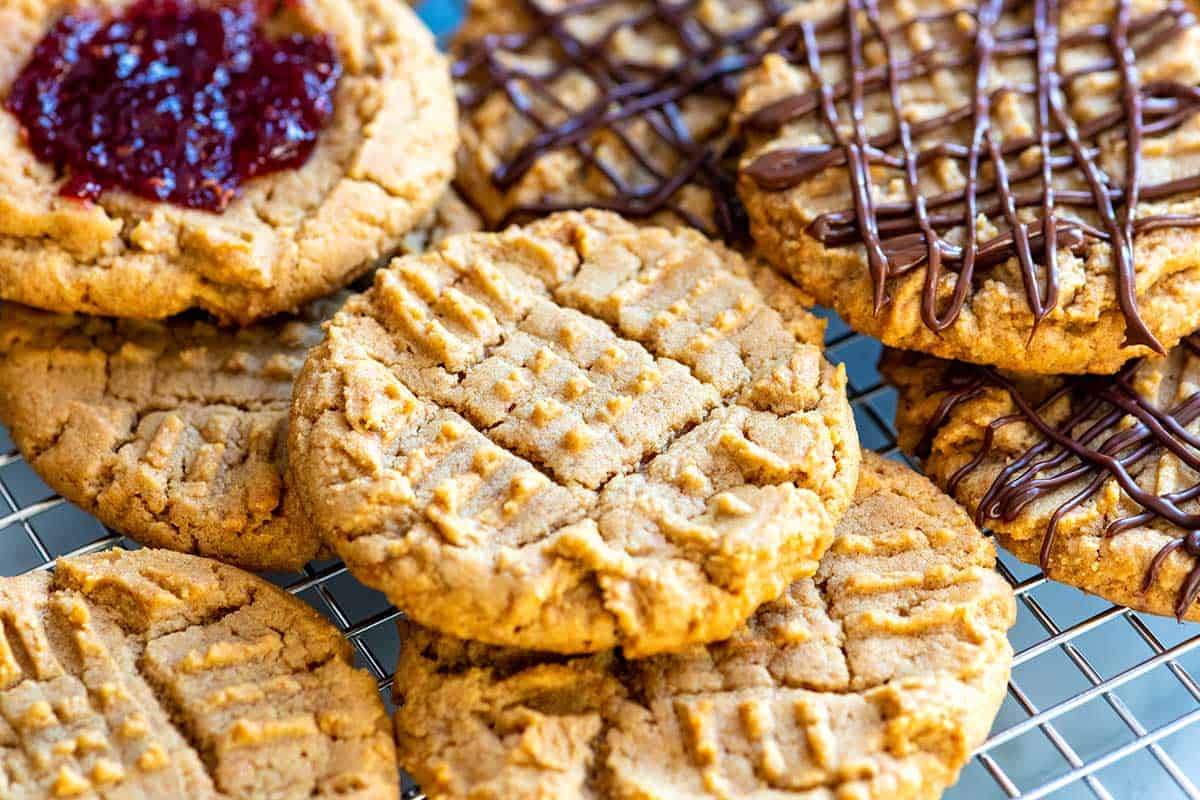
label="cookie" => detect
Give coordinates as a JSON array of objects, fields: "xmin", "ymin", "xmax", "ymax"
[
  {"xmin": 393, "ymin": 453, "xmax": 1015, "ymax": 800},
  {"xmin": 398, "ymin": 188, "xmax": 484, "ymax": 262},
  {"xmin": 289, "ymin": 210, "xmax": 859, "ymax": 657},
  {"xmin": 884, "ymin": 335, "xmax": 1200, "ymax": 620},
  {"xmin": 0, "ymin": 299, "xmax": 332, "ymax": 572},
  {"xmin": 451, "ymin": 0, "xmax": 798, "ymax": 241},
  {"xmin": 0, "ymin": 548, "xmax": 397, "ymax": 799},
  {"xmin": 0, "ymin": 0, "xmax": 457, "ymax": 324},
  {"xmin": 737, "ymin": 0, "xmax": 1200, "ymax": 374},
  {"xmin": 0, "ymin": 188, "xmax": 480, "ymax": 572}
]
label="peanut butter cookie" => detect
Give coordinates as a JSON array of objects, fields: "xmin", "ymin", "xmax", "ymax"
[
  {"xmin": 0, "ymin": 0, "xmax": 457, "ymax": 323},
  {"xmin": 738, "ymin": 0, "xmax": 1200, "ymax": 374},
  {"xmin": 0, "ymin": 190, "xmax": 479, "ymax": 572},
  {"xmin": 885, "ymin": 336, "xmax": 1200, "ymax": 621},
  {"xmin": 0, "ymin": 548, "xmax": 397, "ymax": 799},
  {"xmin": 393, "ymin": 454, "xmax": 1015, "ymax": 800},
  {"xmin": 0, "ymin": 298, "xmax": 335, "ymax": 572},
  {"xmin": 289, "ymin": 210, "xmax": 860, "ymax": 657},
  {"xmin": 452, "ymin": 0, "xmax": 798, "ymax": 241}
]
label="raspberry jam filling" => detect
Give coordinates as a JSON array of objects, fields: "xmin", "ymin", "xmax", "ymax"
[{"xmin": 4, "ymin": 0, "xmax": 340, "ymax": 212}]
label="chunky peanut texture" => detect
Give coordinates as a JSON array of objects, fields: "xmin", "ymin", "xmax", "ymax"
[
  {"xmin": 393, "ymin": 454, "xmax": 1016, "ymax": 800},
  {"xmin": 0, "ymin": 0, "xmax": 457, "ymax": 323},
  {"xmin": 0, "ymin": 548, "xmax": 398, "ymax": 799},
  {"xmin": 290, "ymin": 210, "xmax": 860, "ymax": 657}
]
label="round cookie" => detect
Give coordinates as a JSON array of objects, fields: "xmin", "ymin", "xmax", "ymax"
[
  {"xmin": 452, "ymin": 0, "xmax": 797, "ymax": 241},
  {"xmin": 0, "ymin": 299, "xmax": 335, "ymax": 572},
  {"xmin": 393, "ymin": 454, "xmax": 1016, "ymax": 800},
  {"xmin": 289, "ymin": 210, "xmax": 860, "ymax": 657},
  {"xmin": 0, "ymin": 547, "xmax": 397, "ymax": 799},
  {"xmin": 737, "ymin": 0, "xmax": 1200, "ymax": 374},
  {"xmin": 0, "ymin": 0, "xmax": 457, "ymax": 324},
  {"xmin": 884, "ymin": 338, "xmax": 1200, "ymax": 621},
  {"xmin": 0, "ymin": 189, "xmax": 480, "ymax": 572}
]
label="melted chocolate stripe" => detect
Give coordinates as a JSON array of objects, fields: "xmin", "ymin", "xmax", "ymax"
[
  {"xmin": 864, "ymin": 0, "xmax": 944, "ymax": 324},
  {"xmin": 938, "ymin": 0, "xmax": 1003, "ymax": 333},
  {"xmin": 925, "ymin": 334, "xmax": 1200, "ymax": 617},
  {"xmin": 745, "ymin": 0, "xmax": 1200, "ymax": 346},
  {"xmin": 778, "ymin": 90, "xmax": 1200, "ymax": 225},
  {"xmin": 454, "ymin": 0, "xmax": 790, "ymax": 240},
  {"xmin": 1033, "ymin": 0, "xmax": 1060, "ymax": 323},
  {"xmin": 744, "ymin": 10, "xmax": 1180, "ymax": 133}
]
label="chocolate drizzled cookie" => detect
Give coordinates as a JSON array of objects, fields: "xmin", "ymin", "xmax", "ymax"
[
  {"xmin": 452, "ymin": 0, "xmax": 796, "ymax": 240},
  {"xmin": 739, "ymin": 0, "xmax": 1200, "ymax": 374},
  {"xmin": 884, "ymin": 337, "xmax": 1200, "ymax": 620}
]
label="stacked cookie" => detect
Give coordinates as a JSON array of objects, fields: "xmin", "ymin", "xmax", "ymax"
[
  {"xmin": 735, "ymin": 0, "xmax": 1200, "ymax": 628},
  {"xmin": 295, "ymin": 211, "xmax": 1018, "ymax": 799},
  {"xmin": 0, "ymin": 0, "xmax": 463, "ymax": 796},
  {"xmin": 0, "ymin": 0, "xmax": 1029, "ymax": 798},
  {"xmin": 371, "ymin": 2, "xmax": 1014, "ymax": 798}
]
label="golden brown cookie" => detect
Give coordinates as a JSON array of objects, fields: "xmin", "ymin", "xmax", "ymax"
[
  {"xmin": 737, "ymin": 0, "xmax": 1200, "ymax": 374},
  {"xmin": 290, "ymin": 210, "xmax": 860, "ymax": 657},
  {"xmin": 393, "ymin": 453, "xmax": 1015, "ymax": 800},
  {"xmin": 0, "ymin": 190, "xmax": 479, "ymax": 573},
  {"xmin": 0, "ymin": 548, "xmax": 397, "ymax": 799},
  {"xmin": 398, "ymin": 188, "xmax": 484, "ymax": 262},
  {"xmin": 451, "ymin": 0, "xmax": 798, "ymax": 240},
  {"xmin": 0, "ymin": 298, "xmax": 334, "ymax": 572},
  {"xmin": 0, "ymin": 0, "xmax": 457, "ymax": 324},
  {"xmin": 885, "ymin": 336, "xmax": 1200, "ymax": 620}
]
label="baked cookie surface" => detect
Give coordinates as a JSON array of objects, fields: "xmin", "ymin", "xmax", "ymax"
[
  {"xmin": 0, "ymin": 190, "xmax": 480, "ymax": 573},
  {"xmin": 393, "ymin": 453, "xmax": 1015, "ymax": 800},
  {"xmin": 289, "ymin": 210, "xmax": 860, "ymax": 657},
  {"xmin": 398, "ymin": 188, "xmax": 484, "ymax": 262},
  {"xmin": 737, "ymin": 0, "xmax": 1200, "ymax": 374},
  {"xmin": 0, "ymin": 298, "xmax": 334, "ymax": 572},
  {"xmin": 452, "ymin": 0, "xmax": 795, "ymax": 240},
  {"xmin": 885, "ymin": 337, "xmax": 1200, "ymax": 621},
  {"xmin": 0, "ymin": 0, "xmax": 457, "ymax": 323},
  {"xmin": 0, "ymin": 548, "xmax": 398, "ymax": 800}
]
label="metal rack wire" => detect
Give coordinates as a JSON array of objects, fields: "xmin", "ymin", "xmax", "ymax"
[{"xmin": 5, "ymin": 313, "xmax": 1200, "ymax": 799}]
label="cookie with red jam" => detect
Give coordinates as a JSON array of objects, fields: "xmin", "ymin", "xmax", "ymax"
[{"xmin": 0, "ymin": 0, "xmax": 457, "ymax": 323}]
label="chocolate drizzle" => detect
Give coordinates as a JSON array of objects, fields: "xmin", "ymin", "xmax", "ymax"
[
  {"xmin": 452, "ymin": 0, "xmax": 792, "ymax": 240},
  {"xmin": 744, "ymin": 0, "xmax": 1200, "ymax": 348},
  {"xmin": 919, "ymin": 334, "xmax": 1200, "ymax": 617}
]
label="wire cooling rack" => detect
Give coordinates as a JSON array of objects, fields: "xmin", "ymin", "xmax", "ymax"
[
  {"xmin": 3, "ymin": 3, "xmax": 1200, "ymax": 798},
  {"xmin": 5, "ymin": 309, "xmax": 1200, "ymax": 800}
]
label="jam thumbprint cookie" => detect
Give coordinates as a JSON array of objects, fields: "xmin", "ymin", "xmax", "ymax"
[{"xmin": 0, "ymin": 0, "xmax": 457, "ymax": 323}]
